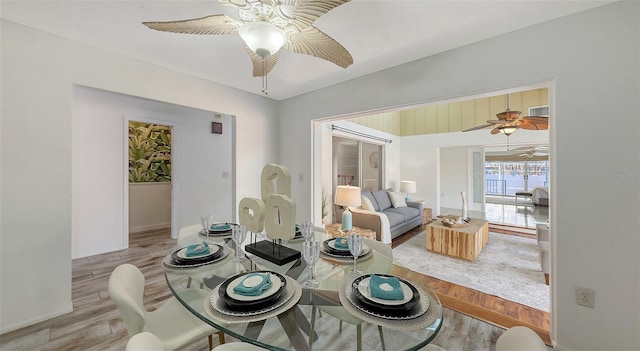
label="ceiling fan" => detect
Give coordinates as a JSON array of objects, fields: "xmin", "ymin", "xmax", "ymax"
[
  {"xmin": 512, "ymin": 145, "xmax": 549, "ymax": 158},
  {"xmin": 142, "ymin": 0, "xmax": 354, "ymax": 94},
  {"xmin": 462, "ymin": 94, "xmax": 549, "ymax": 135}
]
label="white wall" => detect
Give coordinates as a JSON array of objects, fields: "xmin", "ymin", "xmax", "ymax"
[
  {"xmin": 72, "ymin": 85, "xmax": 236, "ymax": 258},
  {"xmin": 439, "ymin": 147, "xmax": 468, "ymax": 209},
  {"xmin": 129, "ymin": 183, "xmax": 171, "ymax": 233},
  {"xmin": 280, "ymin": 2, "xmax": 639, "ymax": 350},
  {"xmin": 1, "ymin": 20, "xmax": 278, "ymax": 333}
]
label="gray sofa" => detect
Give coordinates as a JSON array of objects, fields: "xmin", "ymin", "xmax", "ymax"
[{"xmin": 351, "ymin": 188, "xmax": 423, "ymax": 241}]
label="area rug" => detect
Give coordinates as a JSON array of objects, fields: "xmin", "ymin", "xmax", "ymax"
[{"xmin": 393, "ymin": 231, "xmax": 550, "ymax": 311}]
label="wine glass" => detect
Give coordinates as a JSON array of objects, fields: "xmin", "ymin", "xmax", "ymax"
[
  {"xmin": 232, "ymin": 225, "xmax": 248, "ymax": 262},
  {"xmin": 302, "ymin": 240, "xmax": 320, "ymax": 288},
  {"xmin": 200, "ymin": 214, "xmax": 214, "ymax": 240},
  {"xmin": 301, "ymin": 221, "xmax": 314, "ymax": 241},
  {"xmin": 348, "ymin": 234, "xmax": 364, "ymax": 277}
]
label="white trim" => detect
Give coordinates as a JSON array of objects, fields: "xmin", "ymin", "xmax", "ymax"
[
  {"xmin": 0, "ymin": 305, "xmax": 73, "ymax": 335},
  {"xmin": 129, "ymin": 223, "xmax": 171, "ymax": 233}
]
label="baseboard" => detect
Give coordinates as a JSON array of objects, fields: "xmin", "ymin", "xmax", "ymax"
[
  {"xmin": 0, "ymin": 304, "xmax": 73, "ymax": 335},
  {"xmin": 130, "ymin": 223, "xmax": 170, "ymax": 233}
]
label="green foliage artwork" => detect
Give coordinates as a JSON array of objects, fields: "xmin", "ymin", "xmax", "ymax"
[{"xmin": 129, "ymin": 121, "xmax": 172, "ymax": 183}]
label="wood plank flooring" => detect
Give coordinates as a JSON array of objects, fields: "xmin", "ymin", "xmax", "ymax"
[
  {"xmin": 0, "ymin": 226, "xmax": 550, "ymax": 350},
  {"xmin": 392, "ymin": 224, "xmax": 551, "ymax": 345}
]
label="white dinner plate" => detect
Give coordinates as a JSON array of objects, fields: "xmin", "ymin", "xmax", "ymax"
[
  {"xmin": 357, "ymin": 277, "xmax": 414, "ymax": 306},
  {"xmin": 225, "ymin": 272, "xmax": 283, "ymax": 302},
  {"xmin": 176, "ymin": 244, "xmax": 221, "ymax": 259}
]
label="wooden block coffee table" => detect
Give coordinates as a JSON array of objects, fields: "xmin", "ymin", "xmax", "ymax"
[{"xmin": 425, "ymin": 218, "xmax": 489, "ymax": 261}]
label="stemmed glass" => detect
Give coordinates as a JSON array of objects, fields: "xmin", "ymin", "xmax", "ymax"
[
  {"xmin": 232, "ymin": 225, "xmax": 248, "ymax": 262},
  {"xmin": 200, "ymin": 214, "xmax": 215, "ymax": 241},
  {"xmin": 301, "ymin": 221, "xmax": 314, "ymax": 241},
  {"xmin": 302, "ymin": 240, "xmax": 320, "ymax": 288},
  {"xmin": 348, "ymin": 234, "xmax": 364, "ymax": 277}
]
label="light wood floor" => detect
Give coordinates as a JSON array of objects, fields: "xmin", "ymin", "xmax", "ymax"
[{"xmin": 0, "ymin": 227, "xmax": 550, "ymax": 350}]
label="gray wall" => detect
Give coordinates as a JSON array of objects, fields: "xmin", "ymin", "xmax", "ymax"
[{"xmin": 279, "ymin": 2, "xmax": 639, "ymax": 350}]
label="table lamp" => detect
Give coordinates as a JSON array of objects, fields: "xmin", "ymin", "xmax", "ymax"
[
  {"xmin": 400, "ymin": 181, "xmax": 417, "ymax": 201},
  {"xmin": 334, "ymin": 185, "xmax": 361, "ymax": 231}
]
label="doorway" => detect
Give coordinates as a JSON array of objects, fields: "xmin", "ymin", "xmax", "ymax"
[{"xmin": 126, "ymin": 119, "xmax": 175, "ymax": 238}]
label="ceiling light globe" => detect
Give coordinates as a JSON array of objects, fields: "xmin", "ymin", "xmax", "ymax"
[
  {"xmin": 500, "ymin": 126, "xmax": 518, "ymax": 136},
  {"xmin": 239, "ymin": 21, "xmax": 286, "ymax": 58}
]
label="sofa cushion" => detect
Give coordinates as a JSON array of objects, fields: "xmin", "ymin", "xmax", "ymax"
[
  {"xmin": 361, "ymin": 190, "xmax": 379, "ymax": 211},
  {"xmin": 382, "ymin": 211, "xmax": 405, "ymax": 227},
  {"xmin": 385, "ymin": 207, "xmax": 420, "ymax": 221},
  {"xmin": 372, "ymin": 189, "xmax": 392, "ymax": 211},
  {"xmin": 388, "ymin": 191, "xmax": 407, "ymax": 208},
  {"xmin": 361, "ymin": 196, "xmax": 375, "ymax": 212}
]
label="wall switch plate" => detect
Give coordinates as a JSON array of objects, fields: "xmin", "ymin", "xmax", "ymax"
[{"xmin": 575, "ymin": 286, "xmax": 595, "ymax": 308}]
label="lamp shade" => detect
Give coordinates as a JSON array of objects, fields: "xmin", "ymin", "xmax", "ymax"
[
  {"xmin": 334, "ymin": 185, "xmax": 362, "ymax": 207},
  {"xmin": 238, "ymin": 21, "xmax": 286, "ymax": 58},
  {"xmin": 400, "ymin": 181, "xmax": 417, "ymax": 194}
]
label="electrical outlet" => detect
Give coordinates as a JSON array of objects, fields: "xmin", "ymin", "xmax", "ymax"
[{"xmin": 575, "ymin": 286, "xmax": 595, "ymax": 308}]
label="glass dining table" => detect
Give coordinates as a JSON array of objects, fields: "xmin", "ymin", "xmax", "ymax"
[{"xmin": 163, "ymin": 227, "xmax": 443, "ymax": 351}]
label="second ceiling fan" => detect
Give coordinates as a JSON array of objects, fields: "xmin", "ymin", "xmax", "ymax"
[{"xmin": 462, "ymin": 94, "xmax": 549, "ymax": 135}]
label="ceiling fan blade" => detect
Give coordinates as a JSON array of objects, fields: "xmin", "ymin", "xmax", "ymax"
[
  {"xmin": 285, "ymin": 26, "xmax": 353, "ymax": 68},
  {"xmin": 286, "ymin": 0, "xmax": 352, "ymax": 31},
  {"xmin": 245, "ymin": 44, "xmax": 280, "ymax": 77},
  {"xmin": 519, "ymin": 120, "xmax": 549, "ymax": 130},
  {"xmin": 462, "ymin": 123, "xmax": 493, "ymax": 132},
  {"xmin": 496, "ymin": 109, "xmax": 521, "ymax": 121},
  {"xmin": 143, "ymin": 14, "xmax": 241, "ymax": 35},
  {"xmin": 486, "ymin": 119, "xmax": 505, "ymax": 125}
]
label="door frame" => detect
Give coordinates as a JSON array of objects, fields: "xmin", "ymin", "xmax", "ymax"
[{"xmin": 123, "ymin": 116, "xmax": 178, "ymax": 244}]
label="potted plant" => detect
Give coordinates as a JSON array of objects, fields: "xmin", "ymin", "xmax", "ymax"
[{"xmin": 321, "ymin": 189, "xmax": 329, "ymax": 225}]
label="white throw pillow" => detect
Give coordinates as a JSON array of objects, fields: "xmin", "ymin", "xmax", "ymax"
[
  {"xmin": 389, "ymin": 191, "xmax": 407, "ymax": 208},
  {"xmin": 361, "ymin": 196, "xmax": 375, "ymax": 212}
]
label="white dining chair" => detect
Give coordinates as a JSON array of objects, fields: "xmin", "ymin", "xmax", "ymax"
[
  {"xmin": 212, "ymin": 341, "xmax": 266, "ymax": 350},
  {"xmin": 109, "ymin": 263, "xmax": 224, "ymax": 351},
  {"xmin": 178, "ymin": 223, "xmax": 205, "ymax": 288},
  {"xmin": 125, "ymin": 332, "xmax": 165, "ymax": 351},
  {"xmin": 496, "ymin": 326, "xmax": 547, "ymax": 351}
]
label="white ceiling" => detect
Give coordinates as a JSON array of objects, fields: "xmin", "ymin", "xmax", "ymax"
[{"xmin": 0, "ymin": 0, "xmax": 614, "ymax": 100}]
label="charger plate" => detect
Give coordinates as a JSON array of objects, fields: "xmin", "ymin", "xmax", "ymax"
[
  {"xmin": 162, "ymin": 246, "xmax": 232, "ymax": 271},
  {"xmin": 204, "ymin": 275, "xmax": 302, "ymax": 324},
  {"xmin": 339, "ymin": 279, "xmax": 442, "ymax": 331},
  {"xmin": 319, "ymin": 246, "xmax": 373, "ymax": 263},
  {"xmin": 353, "ymin": 274, "xmax": 423, "ymax": 311}
]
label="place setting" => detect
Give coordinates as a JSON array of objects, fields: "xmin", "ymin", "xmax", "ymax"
[
  {"xmin": 319, "ymin": 234, "xmax": 373, "ymax": 264},
  {"xmin": 339, "ymin": 273, "xmax": 442, "ymax": 331},
  {"xmin": 162, "ymin": 241, "xmax": 232, "ymax": 270},
  {"xmin": 198, "ymin": 214, "xmax": 237, "ymax": 239},
  {"xmin": 204, "ymin": 269, "xmax": 302, "ymax": 324}
]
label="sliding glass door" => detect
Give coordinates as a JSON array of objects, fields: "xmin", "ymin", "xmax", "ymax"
[
  {"xmin": 332, "ymin": 136, "xmax": 383, "ymax": 191},
  {"xmin": 485, "ymin": 160, "xmax": 549, "ymax": 196}
]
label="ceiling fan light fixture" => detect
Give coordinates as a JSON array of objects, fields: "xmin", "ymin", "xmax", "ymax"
[
  {"xmin": 238, "ymin": 21, "xmax": 286, "ymax": 58},
  {"xmin": 500, "ymin": 126, "xmax": 518, "ymax": 136}
]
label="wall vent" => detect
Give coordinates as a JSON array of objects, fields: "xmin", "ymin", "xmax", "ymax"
[{"xmin": 529, "ymin": 105, "xmax": 549, "ymax": 116}]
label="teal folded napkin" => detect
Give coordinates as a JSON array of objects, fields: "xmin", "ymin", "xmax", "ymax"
[
  {"xmin": 211, "ymin": 223, "xmax": 231, "ymax": 231},
  {"xmin": 334, "ymin": 237, "xmax": 349, "ymax": 250},
  {"xmin": 232, "ymin": 273, "xmax": 273, "ymax": 296},
  {"xmin": 185, "ymin": 242, "xmax": 210, "ymax": 257},
  {"xmin": 369, "ymin": 275, "xmax": 404, "ymax": 301}
]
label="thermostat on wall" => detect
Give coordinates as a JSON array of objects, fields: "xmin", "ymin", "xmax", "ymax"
[{"xmin": 212, "ymin": 122, "xmax": 222, "ymax": 134}]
